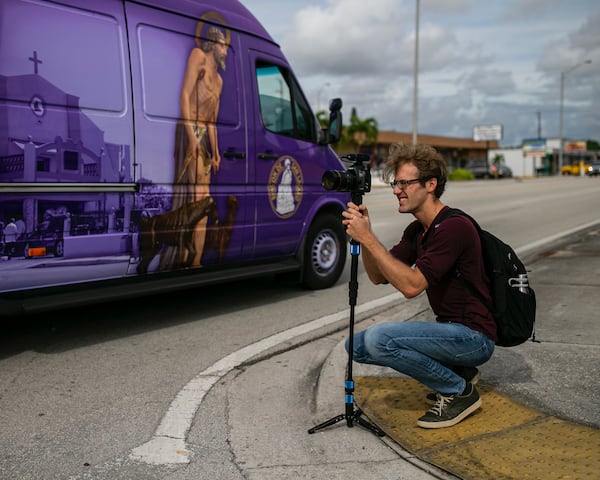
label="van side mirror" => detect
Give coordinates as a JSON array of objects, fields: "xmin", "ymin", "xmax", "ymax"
[
  {"xmin": 317, "ymin": 97, "xmax": 342, "ymax": 145},
  {"xmin": 326, "ymin": 98, "xmax": 343, "ymax": 144}
]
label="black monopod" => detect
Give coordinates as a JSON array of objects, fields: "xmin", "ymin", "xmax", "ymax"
[{"xmin": 308, "ymin": 156, "xmax": 385, "ymax": 437}]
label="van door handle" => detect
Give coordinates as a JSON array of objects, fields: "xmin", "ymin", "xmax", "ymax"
[
  {"xmin": 258, "ymin": 152, "xmax": 279, "ymax": 160},
  {"xmin": 223, "ymin": 148, "xmax": 246, "ymax": 159}
]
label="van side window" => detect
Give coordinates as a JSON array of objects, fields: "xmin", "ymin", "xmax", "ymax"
[
  {"xmin": 256, "ymin": 62, "xmax": 316, "ymax": 143},
  {"xmin": 138, "ymin": 23, "xmax": 238, "ymax": 127}
]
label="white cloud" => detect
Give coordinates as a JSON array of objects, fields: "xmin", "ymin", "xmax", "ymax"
[{"xmin": 243, "ymin": 0, "xmax": 600, "ymax": 146}]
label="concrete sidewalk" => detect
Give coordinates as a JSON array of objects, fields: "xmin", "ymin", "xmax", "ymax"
[{"xmin": 221, "ymin": 223, "xmax": 600, "ymax": 479}]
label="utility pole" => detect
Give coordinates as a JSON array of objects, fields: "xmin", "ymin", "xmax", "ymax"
[
  {"xmin": 559, "ymin": 60, "xmax": 591, "ymax": 172},
  {"xmin": 412, "ymin": 0, "xmax": 420, "ymax": 145}
]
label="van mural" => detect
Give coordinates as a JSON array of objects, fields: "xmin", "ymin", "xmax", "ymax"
[{"xmin": 0, "ymin": 0, "xmax": 348, "ymax": 314}]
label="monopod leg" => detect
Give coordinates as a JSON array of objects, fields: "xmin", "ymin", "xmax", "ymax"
[{"xmin": 308, "ymin": 239, "xmax": 384, "ymax": 437}]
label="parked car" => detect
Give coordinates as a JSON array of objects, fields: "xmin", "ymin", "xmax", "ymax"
[
  {"xmin": 491, "ymin": 164, "xmax": 513, "ymax": 178},
  {"xmin": 466, "ymin": 160, "xmax": 512, "ymax": 179},
  {"xmin": 20, "ymin": 229, "xmax": 64, "ymax": 259},
  {"xmin": 466, "ymin": 160, "xmax": 491, "ymax": 178},
  {"xmin": 17, "ymin": 214, "xmax": 67, "ymax": 258},
  {"xmin": 561, "ymin": 162, "xmax": 591, "ymax": 175},
  {"xmin": 586, "ymin": 162, "xmax": 600, "ymax": 176}
]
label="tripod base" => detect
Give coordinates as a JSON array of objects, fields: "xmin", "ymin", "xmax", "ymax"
[{"xmin": 308, "ymin": 407, "xmax": 385, "ymax": 437}]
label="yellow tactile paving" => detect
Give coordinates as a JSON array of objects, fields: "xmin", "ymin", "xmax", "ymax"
[{"xmin": 355, "ymin": 377, "xmax": 600, "ymax": 480}]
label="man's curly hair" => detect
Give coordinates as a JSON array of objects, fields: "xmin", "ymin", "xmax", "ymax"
[{"xmin": 382, "ymin": 142, "xmax": 447, "ymax": 198}]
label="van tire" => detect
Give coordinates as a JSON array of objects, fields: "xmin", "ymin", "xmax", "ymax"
[{"xmin": 302, "ymin": 213, "xmax": 347, "ymax": 289}]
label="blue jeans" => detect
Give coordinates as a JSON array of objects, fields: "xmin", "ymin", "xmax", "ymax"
[{"xmin": 346, "ymin": 321, "xmax": 495, "ymax": 396}]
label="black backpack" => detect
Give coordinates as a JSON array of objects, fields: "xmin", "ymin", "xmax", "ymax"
[{"xmin": 423, "ymin": 208, "xmax": 537, "ymax": 347}]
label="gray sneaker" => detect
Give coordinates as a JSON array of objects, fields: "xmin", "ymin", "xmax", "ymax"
[
  {"xmin": 417, "ymin": 384, "xmax": 481, "ymax": 429},
  {"xmin": 425, "ymin": 366, "xmax": 480, "ymax": 405}
]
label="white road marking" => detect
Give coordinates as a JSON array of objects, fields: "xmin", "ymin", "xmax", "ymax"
[
  {"xmin": 516, "ymin": 219, "xmax": 600, "ymax": 256},
  {"xmin": 129, "ymin": 292, "xmax": 404, "ymax": 465}
]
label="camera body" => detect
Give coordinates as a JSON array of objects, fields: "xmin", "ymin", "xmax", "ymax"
[{"xmin": 322, "ymin": 154, "xmax": 372, "ymax": 195}]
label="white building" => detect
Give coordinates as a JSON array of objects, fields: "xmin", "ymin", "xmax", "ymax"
[
  {"xmin": 487, "ymin": 148, "xmax": 537, "ymax": 177},
  {"xmin": 488, "ymin": 138, "xmax": 562, "ymax": 177}
]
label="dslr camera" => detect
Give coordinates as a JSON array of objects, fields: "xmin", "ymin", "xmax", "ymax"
[{"xmin": 322, "ymin": 153, "xmax": 371, "ymax": 195}]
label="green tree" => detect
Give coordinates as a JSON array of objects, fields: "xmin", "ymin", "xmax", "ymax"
[
  {"xmin": 586, "ymin": 139, "xmax": 599, "ymax": 151},
  {"xmin": 491, "ymin": 153, "xmax": 505, "ymax": 179},
  {"xmin": 492, "ymin": 153, "xmax": 505, "ymax": 165},
  {"xmin": 344, "ymin": 107, "xmax": 378, "ymax": 152},
  {"xmin": 316, "ymin": 110, "xmax": 328, "ymax": 128}
]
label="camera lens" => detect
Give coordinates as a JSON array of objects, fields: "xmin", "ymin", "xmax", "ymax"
[
  {"xmin": 322, "ymin": 170, "xmax": 342, "ymax": 191},
  {"xmin": 322, "ymin": 170, "xmax": 355, "ymax": 192},
  {"xmin": 321, "ymin": 162, "xmax": 371, "ymax": 194}
]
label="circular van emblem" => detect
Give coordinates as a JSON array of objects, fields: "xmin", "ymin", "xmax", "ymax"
[{"xmin": 268, "ymin": 155, "xmax": 303, "ymax": 218}]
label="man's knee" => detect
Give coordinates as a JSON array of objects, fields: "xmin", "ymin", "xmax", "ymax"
[
  {"xmin": 350, "ymin": 327, "xmax": 390, "ymax": 364},
  {"xmin": 363, "ymin": 324, "xmax": 388, "ymax": 354}
]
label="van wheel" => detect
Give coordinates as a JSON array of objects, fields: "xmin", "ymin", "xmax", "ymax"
[{"xmin": 302, "ymin": 213, "xmax": 347, "ymax": 289}]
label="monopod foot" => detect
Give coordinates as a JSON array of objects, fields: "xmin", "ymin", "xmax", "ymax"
[
  {"xmin": 308, "ymin": 408, "xmax": 385, "ymax": 437},
  {"xmin": 307, "ymin": 414, "xmax": 345, "ymax": 434},
  {"xmin": 352, "ymin": 408, "xmax": 386, "ymax": 437}
]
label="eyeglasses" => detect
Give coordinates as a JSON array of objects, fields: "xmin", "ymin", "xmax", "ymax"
[{"xmin": 389, "ymin": 178, "xmax": 422, "ymax": 190}]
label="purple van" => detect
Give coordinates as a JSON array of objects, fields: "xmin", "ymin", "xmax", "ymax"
[{"xmin": 0, "ymin": 0, "xmax": 349, "ymax": 314}]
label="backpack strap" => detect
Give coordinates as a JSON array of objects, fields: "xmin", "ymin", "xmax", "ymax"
[
  {"xmin": 418, "ymin": 207, "xmax": 494, "ymax": 313},
  {"xmin": 420, "ymin": 207, "xmax": 464, "ymax": 250},
  {"xmin": 411, "ymin": 207, "xmax": 457, "ymax": 252},
  {"xmin": 448, "ymin": 212, "xmax": 494, "ymax": 313}
]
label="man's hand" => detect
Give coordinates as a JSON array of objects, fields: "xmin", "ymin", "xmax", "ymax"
[{"xmin": 342, "ymin": 202, "xmax": 371, "ymax": 244}]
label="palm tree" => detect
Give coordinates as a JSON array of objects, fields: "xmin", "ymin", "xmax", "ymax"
[
  {"xmin": 344, "ymin": 107, "xmax": 378, "ymax": 153},
  {"xmin": 316, "ymin": 110, "xmax": 329, "ymax": 129}
]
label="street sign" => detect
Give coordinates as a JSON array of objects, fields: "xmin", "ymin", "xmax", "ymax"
[
  {"xmin": 473, "ymin": 124, "xmax": 503, "ymax": 142},
  {"xmin": 523, "ymin": 138, "xmax": 547, "ymax": 157}
]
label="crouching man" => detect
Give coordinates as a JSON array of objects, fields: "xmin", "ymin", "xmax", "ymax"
[{"xmin": 342, "ymin": 143, "xmax": 496, "ymax": 428}]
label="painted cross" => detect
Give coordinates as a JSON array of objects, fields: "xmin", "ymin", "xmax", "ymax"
[{"xmin": 29, "ymin": 50, "xmax": 43, "ymax": 74}]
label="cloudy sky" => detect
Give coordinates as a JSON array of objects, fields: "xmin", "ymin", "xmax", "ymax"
[{"xmin": 242, "ymin": 0, "xmax": 599, "ymax": 147}]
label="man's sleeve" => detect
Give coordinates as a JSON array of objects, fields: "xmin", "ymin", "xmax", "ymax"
[{"xmin": 389, "ymin": 220, "xmax": 421, "ymax": 266}]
